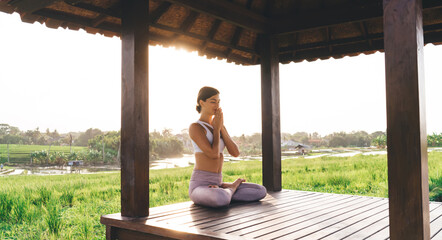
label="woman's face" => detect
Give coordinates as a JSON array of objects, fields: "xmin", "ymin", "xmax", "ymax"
[{"xmin": 200, "ymin": 94, "xmax": 220, "ymax": 115}]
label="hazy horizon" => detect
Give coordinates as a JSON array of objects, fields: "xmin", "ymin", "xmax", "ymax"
[{"xmin": 0, "ymin": 121, "xmax": 388, "ymax": 138}]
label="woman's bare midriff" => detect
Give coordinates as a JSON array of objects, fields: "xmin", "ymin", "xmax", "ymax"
[{"xmin": 194, "ymin": 152, "xmax": 224, "ymax": 173}]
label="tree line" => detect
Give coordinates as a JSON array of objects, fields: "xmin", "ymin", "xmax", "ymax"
[
  {"xmin": 232, "ymin": 131, "xmax": 388, "ymax": 156},
  {"xmin": 234, "ymin": 131, "xmax": 442, "ymax": 155},
  {"xmin": 2, "ymin": 123, "xmax": 442, "ymax": 164},
  {"xmin": 0, "ymin": 124, "xmax": 186, "ymax": 165}
]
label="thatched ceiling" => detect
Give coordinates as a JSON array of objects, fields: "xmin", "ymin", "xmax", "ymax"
[{"xmin": 1, "ymin": 0, "xmax": 442, "ymax": 65}]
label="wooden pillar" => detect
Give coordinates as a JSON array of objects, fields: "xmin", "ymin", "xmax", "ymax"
[
  {"xmin": 120, "ymin": 0, "xmax": 150, "ymax": 218},
  {"xmin": 383, "ymin": 0, "xmax": 430, "ymax": 239},
  {"xmin": 260, "ymin": 34, "xmax": 282, "ymax": 192}
]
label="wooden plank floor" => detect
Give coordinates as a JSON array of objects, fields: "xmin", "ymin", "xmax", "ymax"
[{"xmin": 101, "ymin": 190, "xmax": 442, "ymax": 240}]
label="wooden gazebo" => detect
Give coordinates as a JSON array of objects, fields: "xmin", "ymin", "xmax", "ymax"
[{"xmin": 2, "ymin": 0, "xmax": 442, "ymax": 239}]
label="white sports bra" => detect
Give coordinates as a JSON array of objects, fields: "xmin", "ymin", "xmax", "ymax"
[{"xmin": 191, "ymin": 120, "xmax": 225, "ymax": 154}]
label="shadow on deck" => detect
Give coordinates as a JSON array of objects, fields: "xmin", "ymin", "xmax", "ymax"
[{"xmin": 101, "ymin": 190, "xmax": 442, "ymax": 240}]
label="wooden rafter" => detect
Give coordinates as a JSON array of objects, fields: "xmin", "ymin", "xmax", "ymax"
[
  {"xmin": 180, "ymin": 11, "xmax": 199, "ymax": 31},
  {"xmin": 149, "ymin": 21, "xmax": 256, "ymax": 54},
  {"xmin": 291, "ymin": 32, "xmax": 297, "ymax": 58},
  {"xmin": 34, "ymin": 8, "xmax": 121, "ymax": 32},
  {"xmin": 280, "ymin": 33, "xmax": 383, "ymax": 54},
  {"xmin": 279, "ymin": 21, "xmax": 442, "ymax": 55},
  {"xmin": 225, "ymin": 27, "xmax": 243, "ymax": 57},
  {"xmin": 164, "ymin": 0, "xmax": 270, "ymax": 33},
  {"xmin": 8, "ymin": 0, "xmax": 59, "ymax": 13},
  {"xmin": 149, "ymin": 2, "xmax": 171, "ymax": 24},
  {"xmin": 275, "ymin": 0, "xmax": 442, "ymax": 35},
  {"xmin": 280, "ymin": 30, "xmax": 442, "ymax": 63},
  {"xmin": 200, "ymin": 19, "xmax": 221, "ymax": 51},
  {"xmin": 359, "ymin": 21, "xmax": 373, "ymax": 48},
  {"xmin": 149, "ymin": 32, "xmax": 254, "ymax": 64},
  {"xmin": 325, "ymin": 27, "xmax": 332, "ymax": 53},
  {"xmin": 274, "ymin": 1, "xmax": 382, "ymax": 35},
  {"xmin": 168, "ymin": 11, "xmax": 199, "ymax": 42},
  {"xmin": 65, "ymin": 1, "xmax": 120, "ymax": 18},
  {"xmin": 7, "ymin": 0, "xmax": 442, "ymax": 64},
  {"xmin": 61, "ymin": 1, "xmax": 257, "ymax": 55},
  {"xmin": 91, "ymin": 14, "xmax": 107, "ymax": 27},
  {"xmin": 279, "ymin": 40, "xmax": 384, "ymax": 63}
]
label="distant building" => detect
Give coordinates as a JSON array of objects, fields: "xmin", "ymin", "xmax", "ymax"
[
  {"xmin": 295, "ymin": 144, "xmax": 312, "ymax": 155},
  {"xmin": 281, "ymin": 140, "xmax": 303, "ymax": 149}
]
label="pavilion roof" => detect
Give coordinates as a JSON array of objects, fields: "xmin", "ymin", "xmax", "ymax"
[{"xmin": 1, "ymin": 0, "xmax": 442, "ymax": 65}]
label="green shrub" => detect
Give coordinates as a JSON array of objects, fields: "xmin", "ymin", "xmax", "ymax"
[{"xmin": 30, "ymin": 150, "xmax": 48, "ymax": 164}]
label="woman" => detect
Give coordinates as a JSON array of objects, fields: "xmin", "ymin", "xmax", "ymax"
[{"xmin": 188, "ymin": 86, "xmax": 267, "ymax": 208}]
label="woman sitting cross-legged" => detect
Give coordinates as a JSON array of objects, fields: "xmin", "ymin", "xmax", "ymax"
[{"xmin": 188, "ymin": 86, "xmax": 267, "ymax": 208}]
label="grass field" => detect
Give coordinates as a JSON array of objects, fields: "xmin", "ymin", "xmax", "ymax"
[
  {"xmin": 0, "ymin": 144, "xmax": 87, "ymax": 164},
  {"xmin": 0, "ymin": 152, "xmax": 441, "ymax": 239}
]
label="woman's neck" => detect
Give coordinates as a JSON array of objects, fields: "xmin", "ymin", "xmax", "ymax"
[{"xmin": 199, "ymin": 114, "xmax": 213, "ymax": 124}]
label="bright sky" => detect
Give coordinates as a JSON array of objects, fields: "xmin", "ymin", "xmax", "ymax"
[{"xmin": 1, "ymin": 12, "xmax": 442, "ymax": 137}]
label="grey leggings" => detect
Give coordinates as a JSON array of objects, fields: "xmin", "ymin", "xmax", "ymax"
[{"xmin": 188, "ymin": 169, "xmax": 267, "ymax": 208}]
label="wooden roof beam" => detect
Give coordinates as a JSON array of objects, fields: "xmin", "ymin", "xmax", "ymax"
[
  {"xmin": 150, "ymin": 22, "xmax": 256, "ymax": 54},
  {"xmin": 359, "ymin": 22, "xmax": 373, "ymax": 48},
  {"xmin": 65, "ymin": 1, "xmax": 120, "ymax": 18},
  {"xmin": 291, "ymin": 33, "xmax": 297, "ymax": 58},
  {"xmin": 274, "ymin": 0, "xmax": 442, "ymax": 35},
  {"xmin": 34, "ymin": 8, "xmax": 120, "ymax": 33},
  {"xmin": 180, "ymin": 11, "xmax": 199, "ymax": 31},
  {"xmin": 91, "ymin": 14, "xmax": 107, "ymax": 27},
  {"xmin": 149, "ymin": 2, "xmax": 172, "ymax": 23},
  {"xmin": 149, "ymin": 32, "xmax": 254, "ymax": 65},
  {"xmin": 274, "ymin": 1, "xmax": 382, "ymax": 35},
  {"xmin": 325, "ymin": 27, "xmax": 332, "ymax": 53},
  {"xmin": 280, "ymin": 21, "xmax": 442, "ymax": 54},
  {"xmin": 279, "ymin": 41, "xmax": 384, "ymax": 63},
  {"xmin": 169, "ymin": 11, "xmax": 199, "ymax": 44},
  {"xmin": 279, "ymin": 33, "xmax": 384, "ymax": 54},
  {"xmin": 62, "ymin": 2, "xmax": 256, "ymax": 55},
  {"xmin": 164, "ymin": 0, "xmax": 270, "ymax": 33},
  {"xmin": 225, "ymin": 27, "xmax": 243, "ymax": 57},
  {"xmin": 8, "ymin": 0, "xmax": 59, "ymax": 13},
  {"xmin": 200, "ymin": 19, "xmax": 221, "ymax": 51}
]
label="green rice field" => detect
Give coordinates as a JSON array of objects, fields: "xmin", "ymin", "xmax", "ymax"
[
  {"xmin": 0, "ymin": 144, "xmax": 87, "ymax": 164},
  {"xmin": 0, "ymin": 152, "xmax": 441, "ymax": 239}
]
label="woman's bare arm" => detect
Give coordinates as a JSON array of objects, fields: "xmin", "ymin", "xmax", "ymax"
[
  {"xmin": 189, "ymin": 123, "xmax": 220, "ymax": 159},
  {"xmin": 221, "ymin": 126, "xmax": 240, "ymax": 157}
]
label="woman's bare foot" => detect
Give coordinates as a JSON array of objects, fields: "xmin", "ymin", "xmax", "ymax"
[{"xmin": 221, "ymin": 178, "xmax": 245, "ymax": 193}]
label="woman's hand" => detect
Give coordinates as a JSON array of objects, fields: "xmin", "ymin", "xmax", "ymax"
[{"xmin": 212, "ymin": 107, "xmax": 223, "ymax": 131}]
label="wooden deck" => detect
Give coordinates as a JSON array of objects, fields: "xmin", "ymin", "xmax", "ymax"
[{"xmin": 101, "ymin": 190, "xmax": 442, "ymax": 240}]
